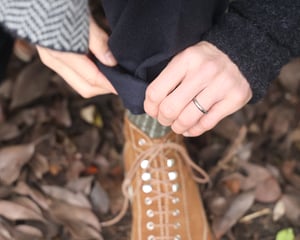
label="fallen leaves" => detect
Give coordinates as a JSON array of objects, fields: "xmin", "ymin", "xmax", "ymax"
[
  {"xmin": 212, "ymin": 191, "xmax": 255, "ymax": 239},
  {"xmin": 0, "ymin": 39, "xmax": 299, "ymax": 240},
  {"xmin": 0, "ymin": 144, "xmax": 35, "ymax": 185},
  {"xmin": 0, "ymin": 53, "xmax": 126, "ymax": 239}
]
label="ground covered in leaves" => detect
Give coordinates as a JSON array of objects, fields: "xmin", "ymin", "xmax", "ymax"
[{"xmin": 0, "ymin": 44, "xmax": 300, "ymax": 239}]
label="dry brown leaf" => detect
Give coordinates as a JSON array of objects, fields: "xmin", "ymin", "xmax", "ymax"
[
  {"xmin": 0, "ymin": 144, "xmax": 35, "ymax": 185},
  {"xmin": 49, "ymin": 200, "xmax": 101, "ymax": 231},
  {"xmin": 42, "ymin": 185, "xmax": 91, "ymax": 209},
  {"xmin": 0, "ymin": 78, "xmax": 13, "ymax": 100},
  {"xmin": 66, "ymin": 176, "xmax": 94, "ymax": 195},
  {"xmin": 281, "ymin": 192, "xmax": 300, "ymax": 226},
  {"xmin": 49, "ymin": 100, "xmax": 72, "ymax": 127},
  {"xmin": 273, "ymin": 199, "xmax": 286, "ymax": 221},
  {"xmin": 29, "ymin": 154, "xmax": 49, "ymax": 179},
  {"xmin": 263, "ymin": 105, "xmax": 294, "ymax": 140},
  {"xmin": 221, "ymin": 173, "xmax": 245, "ymax": 194},
  {"xmin": 206, "ymin": 194, "xmax": 228, "ymax": 217},
  {"xmin": 64, "ymin": 221, "xmax": 103, "ymax": 240},
  {"xmin": 212, "ymin": 191, "xmax": 255, "ymax": 239},
  {"xmin": 14, "ymin": 182, "xmax": 51, "ymax": 210},
  {"xmin": 238, "ymin": 162, "xmax": 272, "ymax": 190},
  {"xmin": 213, "ymin": 117, "xmax": 241, "ymax": 141},
  {"xmin": 278, "ymin": 58, "xmax": 300, "ymax": 94},
  {"xmin": 65, "ymin": 158, "xmax": 86, "ymax": 180},
  {"xmin": 90, "ymin": 181, "xmax": 110, "ymax": 214},
  {"xmin": 0, "ymin": 123, "xmax": 20, "ymax": 141},
  {"xmin": 15, "ymin": 225, "xmax": 43, "ymax": 238},
  {"xmin": 255, "ymin": 176, "xmax": 282, "ymax": 203},
  {"xmin": 74, "ymin": 127, "xmax": 100, "ymax": 160},
  {"xmin": 0, "ymin": 221, "xmax": 14, "ymax": 240},
  {"xmin": 10, "ymin": 59, "xmax": 52, "ymax": 109},
  {"xmin": 11, "ymin": 196, "xmax": 42, "ymax": 215},
  {"xmin": 0, "ymin": 200, "xmax": 45, "ymax": 222},
  {"xmin": 282, "ymin": 160, "xmax": 300, "ymax": 189}
]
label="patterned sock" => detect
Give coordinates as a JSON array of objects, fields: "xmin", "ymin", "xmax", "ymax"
[{"xmin": 126, "ymin": 110, "xmax": 171, "ymax": 138}]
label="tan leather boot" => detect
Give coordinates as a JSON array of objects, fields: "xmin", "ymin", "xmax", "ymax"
[{"xmin": 119, "ymin": 116, "xmax": 214, "ymax": 240}]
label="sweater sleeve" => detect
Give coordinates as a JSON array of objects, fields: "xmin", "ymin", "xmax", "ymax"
[
  {"xmin": 0, "ymin": 0, "xmax": 90, "ymax": 53},
  {"xmin": 204, "ymin": 0, "xmax": 300, "ymax": 103}
]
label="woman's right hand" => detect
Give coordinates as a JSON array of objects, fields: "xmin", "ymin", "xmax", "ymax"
[{"xmin": 37, "ymin": 17, "xmax": 118, "ymax": 98}]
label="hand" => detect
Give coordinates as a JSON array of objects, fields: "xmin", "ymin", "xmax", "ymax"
[
  {"xmin": 144, "ymin": 41, "xmax": 252, "ymax": 137},
  {"xmin": 37, "ymin": 17, "xmax": 117, "ymax": 98}
]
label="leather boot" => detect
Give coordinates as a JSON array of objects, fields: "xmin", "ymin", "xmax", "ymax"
[{"xmin": 119, "ymin": 116, "xmax": 214, "ymax": 240}]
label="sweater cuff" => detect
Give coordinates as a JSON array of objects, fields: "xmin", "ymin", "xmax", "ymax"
[
  {"xmin": 0, "ymin": 0, "xmax": 90, "ymax": 53},
  {"xmin": 204, "ymin": 13, "xmax": 291, "ymax": 103}
]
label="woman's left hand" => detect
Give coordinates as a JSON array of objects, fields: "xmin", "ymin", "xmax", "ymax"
[{"xmin": 144, "ymin": 41, "xmax": 252, "ymax": 137}]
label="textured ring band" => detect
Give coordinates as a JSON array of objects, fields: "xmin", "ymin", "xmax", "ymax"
[{"xmin": 192, "ymin": 98, "xmax": 208, "ymax": 114}]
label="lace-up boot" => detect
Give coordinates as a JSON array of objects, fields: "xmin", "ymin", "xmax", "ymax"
[{"xmin": 122, "ymin": 116, "xmax": 214, "ymax": 240}]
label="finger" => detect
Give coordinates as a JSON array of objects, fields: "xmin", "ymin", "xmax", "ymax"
[
  {"xmin": 184, "ymin": 97, "xmax": 241, "ymax": 137},
  {"xmin": 53, "ymin": 60, "xmax": 111, "ymax": 97},
  {"xmin": 38, "ymin": 47, "xmax": 111, "ymax": 97},
  {"xmin": 43, "ymin": 47, "xmax": 115, "ymax": 91},
  {"xmin": 171, "ymin": 86, "xmax": 219, "ymax": 134},
  {"xmin": 144, "ymin": 54, "xmax": 187, "ymax": 117},
  {"xmin": 156, "ymin": 60, "xmax": 221, "ymax": 126},
  {"xmin": 89, "ymin": 17, "xmax": 117, "ymax": 66}
]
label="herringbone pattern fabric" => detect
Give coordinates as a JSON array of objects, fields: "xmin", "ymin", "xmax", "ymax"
[{"xmin": 0, "ymin": 0, "xmax": 89, "ymax": 52}]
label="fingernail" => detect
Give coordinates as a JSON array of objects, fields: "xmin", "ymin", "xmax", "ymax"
[{"xmin": 104, "ymin": 50, "xmax": 117, "ymax": 66}]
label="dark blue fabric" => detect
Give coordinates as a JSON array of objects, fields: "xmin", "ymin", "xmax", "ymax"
[
  {"xmin": 0, "ymin": 26, "xmax": 14, "ymax": 82},
  {"xmin": 94, "ymin": 0, "xmax": 225, "ymax": 114},
  {"xmin": 90, "ymin": 53, "xmax": 148, "ymax": 114}
]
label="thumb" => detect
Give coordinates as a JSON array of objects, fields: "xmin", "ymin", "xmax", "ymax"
[{"xmin": 89, "ymin": 17, "xmax": 117, "ymax": 67}]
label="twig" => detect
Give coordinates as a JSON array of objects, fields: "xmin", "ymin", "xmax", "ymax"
[
  {"xmin": 209, "ymin": 126, "xmax": 247, "ymax": 179},
  {"xmin": 239, "ymin": 208, "xmax": 271, "ymax": 223}
]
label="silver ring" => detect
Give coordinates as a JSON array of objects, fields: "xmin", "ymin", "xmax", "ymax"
[{"xmin": 192, "ymin": 98, "xmax": 208, "ymax": 114}]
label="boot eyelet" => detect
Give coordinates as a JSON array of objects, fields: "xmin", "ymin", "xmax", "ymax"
[
  {"xmin": 142, "ymin": 172, "xmax": 151, "ymax": 181},
  {"xmin": 146, "ymin": 221, "xmax": 155, "ymax": 230},
  {"xmin": 146, "ymin": 209, "xmax": 154, "ymax": 218},
  {"xmin": 145, "ymin": 197, "xmax": 153, "ymax": 205},
  {"xmin": 148, "ymin": 235, "xmax": 155, "ymax": 240},
  {"xmin": 140, "ymin": 159, "xmax": 150, "ymax": 169},
  {"xmin": 174, "ymin": 235, "xmax": 181, "ymax": 240},
  {"xmin": 166, "ymin": 158, "xmax": 175, "ymax": 167},
  {"xmin": 172, "ymin": 209, "xmax": 180, "ymax": 216},
  {"xmin": 143, "ymin": 184, "xmax": 152, "ymax": 193},
  {"xmin": 172, "ymin": 183, "xmax": 180, "ymax": 192},
  {"xmin": 168, "ymin": 171, "xmax": 178, "ymax": 181},
  {"xmin": 172, "ymin": 197, "xmax": 180, "ymax": 204},
  {"xmin": 138, "ymin": 138, "xmax": 146, "ymax": 146},
  {"xmin": 174, "ymin": 222, "xmax": 181, "ymax": 229}
]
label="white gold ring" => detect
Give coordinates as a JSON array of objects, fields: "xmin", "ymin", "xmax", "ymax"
[{"xmin": 192, "ymin": 98, "xmax": 208, "ymax": 114}]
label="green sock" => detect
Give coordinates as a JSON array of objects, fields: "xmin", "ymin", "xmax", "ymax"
[{"xmin": 126, "ymin": 110, "xmax": 171, "ymax": 138}]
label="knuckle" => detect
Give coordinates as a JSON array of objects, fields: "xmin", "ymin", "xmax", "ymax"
[
  {"xmin": 86, "ymin": 75, "xmax": 98, "ymax": 87},
  {"xmin": 199, "ymin": 117, "xmax": 215, "ymax": 131},
  {"xmin": 188, "ymin": 127, "xmax": 202, "ymax": 137},
  {"xmin": 202, "ymin": 60, "xmax": 219, "ymax": 75},
  {"xmin": 181, "ymin": 46, "xmax": 197, "ymax": 62},
  {"xmin": 233, "ymin": 89, "xmax": 249, "ymax": 104},
  {"xmin": 176, "ymin": 117, "xmax": 192, "ymax": 129},
  {"xmin": 144, "ymin": 103, "xmax": 157, "ymax": 118},
  {"xmin": 171, "ymin": 125, "xmax": 183, "ymax": 135},
  {"xmin": 145, "ymin": 85, "xmax": 159, "ymax": 103},
  {"xmin": 160, "ymin": 102, "xmax": 177, "ymax": 119}
]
